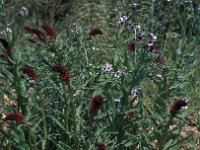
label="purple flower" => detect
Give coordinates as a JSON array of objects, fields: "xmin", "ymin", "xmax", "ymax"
[
  {"xmin": 41, "ymin": 24, "xmax": 57, "ymax": 39},
  {"xmin": 3, "ymin": 113, "xmax": 24, "ymax": 123},
  {"xmin": 97, "ymin": 144, "xmax": 106, "ymax": 150},
  {"xmin": 90, "ymin": 95, "xmax": 104, "ymax": 113},
  {"xmin": 25, "ymin": 24, "xmax": 56, "ymax": 42},
  {"xmin": 0, "ymin": 38, "xmax": 12, "ymax": 57},
  {"xmin": 51, "ymin": 65, "xmax": 71, "ymax": 84},
  {"xmin": 170, "ymin": 98, "xmax": 189, "ymax": 116},
  {"xmin": 101, "ymin": 63, "xmax": 113, "ymax": 72},
  {"xmin": 88, "ymin": 28, "xmax": 103, "ymax": 36},
  {"xmin": 21, "ymin": 66, "xmax": 38, "ymax": 80},
  {"xmin": 128, "ymin": 43, "xmax": 136, "ymax": 52}
]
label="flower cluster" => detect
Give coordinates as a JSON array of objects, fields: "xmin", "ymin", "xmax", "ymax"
[
  {"xmin": 101, "ymin": 63, "xmax": 113, "ymax": 72},
  {"xmin": 3, "ymin": 113, "xmax": 24, "ymax": 123},
  {"xmin": 0, "ymin": 27, "xmax": 12, "ymax": 35},
  {"xmin": 97, "ymin": 144, "xmax": 106, "ymax": 150},
  {"xmin": 88, "ymin": 28, "xmax": 103, "ymax": 36},
  {"xmin": 25, "ymin": 24, "xmax": 56, "ymax": 42},
  {"xmin": 51, "ymin": 65, "xmax": 71, "ymax": 84},
  {"xmin": 90, "ymin": 95, "xmax": 104, "ymax": 113},
  {"xmin": 0, "ymin": 38, "xmax": 12, "ymax": 58},
  {"xmin": 128, "ymin": 43, "xmax": 136, "ymax": 52},
  {"xmin": 131, "ymin": 87, "xmax": 141, "ymax": 97},
  {"xmin": 71, "ymin": 22, "xmax": 82, "ymax": 34},
  {"xmin": 119, "ymin": 16, "xmax": 128, "ymax": 24},
  {"xmin": 111, "ymin": 71, "xmax": 128, "ymax": 78},
  {"xmin": 19, "ymin": 6, "xmax": 29, "ymax": 16},
  {"xmin": 170, "ymin": 97, "xmax": 189, "ymax": 116},
  {"xmin": 21, "ymin": 66, "xmax": 38, "ymax": 80}
]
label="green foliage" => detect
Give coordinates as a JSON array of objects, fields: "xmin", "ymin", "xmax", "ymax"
[{"xmin": 0, "ymin": 0, "xmax": 199, "ymax": 149}]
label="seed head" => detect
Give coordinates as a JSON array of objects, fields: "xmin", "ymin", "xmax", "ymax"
[
  {"xmin": 51, "ymin": 65, "xmax": 71, "ymax": 83},
  {"xmin": 128, "ymin": 43, "xmax": 136, "ymax": 52},
  {"xmin": 170, "ymin": 98, "xmax": 189, "ymax": 116},
  {"xmin": 88, "ymin": 28, "xmax": 103, "ymax": 36},
  {"xmin": 21, "ymin": 66, "xmax": 38, "ymax": 80},
  {"xmin": 0, "ymin": 38, "xmax": 12, "ymax": 56},
  {"xmin": 97, "ymin": 144, "xmax": 106, "ymax": 150},
  {"xmin": 25, "ymin": 27, "xmax": 46, "ymax": 42},
  {"xmin": 3, "ymin": 113, "xmax": 24, "ymax": 123},
  {"xmin": 41, "ymin": 24, "xmax": 56, "ymax": 39},
  {"xmin": 90, "ymin": 95, "xmax": 104, "ymax": 112}
]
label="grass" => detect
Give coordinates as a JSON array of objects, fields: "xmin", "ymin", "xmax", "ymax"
[{"xmin": 0, "ymin": 0, "xmax": 200, "ymax": 149}]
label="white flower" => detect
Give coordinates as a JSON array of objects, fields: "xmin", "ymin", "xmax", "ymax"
[
  {"xmin": 101, "ymin": 63, "xmax": 113, "ymax": 72},
  {"xmin": 131, "ymin": 24, "xmax": 141, "ymax": 31},
  {"xmin": 115, "ymin": 98, "xmax": 122, "ymax": 111},
  {"xmin": 19, "ymin": 6, "xmax": 29, "ymax": 16},
  {"xmin": 131, "ymin": 87, "xmax": 141, "ymax": 97},
  {"xmin": 0, "ymin": 27, "xmax": 12, "ymax": 35},
  {"xmin": 148, "ymin": 33, "xmax": 157, "ymax": 42},
  {"xmin": 72, "ymin": 22, "xmax": 82, "ymax": 34},
  {"xmin": 112, "ymin": 71, "xmax": 123, "ymax": 78},
  {"xmin": 119, "ymin": 16, "xmax": 128, "ymax": 24},
  {"xmin": 5, "ymin": 27, "xmax": 12, "ymax": 33}
]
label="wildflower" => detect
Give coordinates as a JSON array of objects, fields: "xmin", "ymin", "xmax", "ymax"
[
  {"xmin": 0, "ymin": 27, "xmax": 12, "ymax": 35},
  {"xmin": 19, "ymin": 6, "xmax": 29, "ymax": 16},
  {"xmin": 88, "ymin": 28, "xmax": 103, "ymax": 36},
  {"xmin": 72, "ymin": 22, "xmax": 82, "ymax": 34},
  {"xmin": 137, "ymin": 32, "xmax": 146, "ymax": 41},
  {"xmin": 51, "ymin": 65, "xmax": 71, "ymax": 83},
  {"xmin": 170, "ymin": 97, "xmax": 189, "ymax": 116},
  {"xmin": 5, "ymin": 27, "xmax": 12, "ymax": 33},
  {"xmin": 111, "ymin": 71, "xmax": 127, "ymax": 78},
  {"xmin": 128, "ymin": 43, "xmax": 136, "ymax": 52},
  {"xmin": 156, "ymin": 55, "xmax": 165, "ymax": 65},
  {"xmin": 128, "ymin": 111, "xmax": 137, "ymax": 118},
  {"xmin": 90, "ymin": 95, "xmax": 104, "ymax": 113},
  {"xmin": 3, "ymin": 113, "xmax": 24, "ymax": 123},
  {"xmin": 25, "ymin": 27, "xmax": 46, "ymax": 42},
  {"xmin": 25, "ymin": 24, "xmax": 56, "ymax": 42},
  {"xmin": 21, "ymin": 66, "xmax": 38, "ymax": 80},
  {"xmin": 41, "ymin": 24, "xmax": 57, "ymax": 39},
  {"xmin": 131, "ymin": 87, "xmax": 141, "ymax": 97},
  {"xmin": 130, "ymin": 24, "xmax": 141, "ymax": 33},
  {"xmin": 115, "ymin": 98, "xmax": 122, "ymax": 111},
  {"xmin": 97, "ymin": 144, "xmax": 106, "ymax": 150},
  {"xmin": 148, "ymin": 43, "xmax": 160, "ymax": 53},
  {"xmin": 101, "ymin": 63, "xmax": 113, "ymax": 72},
  {"xmin": 0, "ymin": 38, "xmax": 12, "ymax": 56},
  {"xmin": 147, "ymin": 33, "xmax": 157, "ymax": 43},
  {"xmin": 119, "ymin": 16, "xmax": 128, "ymax": 24}
]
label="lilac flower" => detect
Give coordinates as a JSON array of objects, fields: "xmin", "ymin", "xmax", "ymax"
[
  {"xmin": 131, "ymin": 87, "xmax": 141, "ymax": 97},
  {"xmin": 119, "ymin": 16, "xmax": 128, "ymax": 24},
  {"xmin": 101, "ymin": 63, "xmax": 113, "ymax": 72},
  {"xmin": 111, "ymin": 71, "xmax": 123, "ymax": 78}
]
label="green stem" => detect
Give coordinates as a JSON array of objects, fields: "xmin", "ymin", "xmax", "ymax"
[
  {"xmin": 24, "ymin": 122, "xmax": 38, "ymax": 150},
  {"xmin": 13, "ymin": 65, "xmax": 27, "ymax": 114}
]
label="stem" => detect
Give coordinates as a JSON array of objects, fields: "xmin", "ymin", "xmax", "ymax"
[
  {"xmin": 24, "ymin": 122, "xmax": 38, "ymax": 150},
  {"xmin": 13, "ymin": 65, "xmax": 27, "ymax": 114}
]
